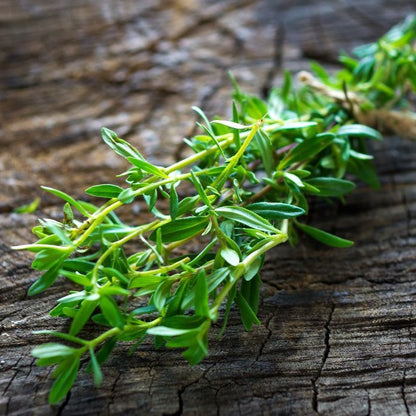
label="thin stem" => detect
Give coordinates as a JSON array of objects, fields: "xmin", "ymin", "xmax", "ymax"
[
  {"xmin": 210, "ymin": 232, "xmax": 287, "ymax": 319},
  {"xmin": 84, "ymin": 317, "xmax": 163, "ymax": 352},
  {"xmin": 210, "ymin": 120, "xmax": 261, "ymax": 191},
  {"xmin": 91, "ymin": 219, "xmax": 167, "ymax": 288}
]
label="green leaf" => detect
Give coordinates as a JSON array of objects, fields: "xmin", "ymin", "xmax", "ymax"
[
  {"xmin": 101, "ymin": 127, "xmax": 145, "ymax": 160},
  {"xmin": 89, "ymin": 347, "xmax": 103, "ymax": 387},
  {"xmin": 273, "ymin": 121, "xmax": 317, "ymax": 131},
  {"xmin": 207, "ymin": 268, "xmax": 230, "ymax": 293},
  {"xmin": 254, "ymin": 130, "xmax": 273, "ymax": 177},
  {"xmin": 158, "ymin": 315, "xmax": 206, "ymax": 330},
  {"xmin": 127, "ymin": 157, "xmax": 168, "ymax": 178},
  {"xmin": 32, "ymin": 343, "xmax": 75, "ymax": 359},
  {"xmin": 310, "ymin": 61, "xmax": 331, "ymax": 82},
  {"xmin": 164, "ymin": 331, "xmax": 200, "ymax": 348},
  {"xmin": 150, "ymin": 216, "xmax": 209, "ymax": 243},
  {"xmin": 218, "ymin": 284, "xmax": 237, "ymax": 337},
  {"xmin": 221, "ymin": 233, "xmax": 243, "ymax": 262},
  {"xmin": 216, "ymin": 206, "xmax": 277, "ymax": 233},
  {"xmin": 337, "ymin": 124, "xmax": 382, "ymax": 141},
  {"xmin": 194, "ymin": 270, "xmax": 209, "ymax": 318},
  {"xmin": 59, "ymin": 270, "xmax": 91, "ymax": 286},
  {"xmin": 142, "ymin": 188, "xmax": 157, "ymax": 212},
  {"xmin": 241, "ymin": 274, "xmax": 261, "ymax": 314},
  {"xmin": 57, "ymin": 291, "xmax": 86, "ymax": 304},
  {"xmin": 166, "ymin": 279, "xmax": 189, "ymax": 316},
  {"xmin": 349, "ymin": 149, "xmax": 373, "ymax": 160},
  {"xmin": 267, "ymin": 88, "xmax": 284, "ymax": 119},
  {"xmin": 347, "ymin": 157, "xmax": 380, "ymax": 189},
  {"xmin": 69, "ymin": 299, "xmax": 98, "ymax": 336},
  {"xmin": 177, "ymin": 195, "xmax": 200, "ymax": 217},
  {"xmin": 98, "ymin": 286, "xmax": 130, "ymax": 296},
  {"xmin": 101, "ymin": 267, "xmax": 129, "ymax": 285},
  {"xmin": 147, "ymin": 326, "xmax": 195, "ymax": 337},
  {"xmin": 33, "ymin": 331, "xmax": 86, "ymax": 346},
  {"xmin": 130, "ymin": 275, "xmax": 165, "ymax": 291},
  {"xmin": 281, "ymin": 70, "xmax": 292, "ymax": 101},
  {"xmin": 149, "ymin": 315, "xmax": 208, "ymax": 341},
  {"xmin": 192, "ymin": 106, "xmax": 215, "ymax": 136},
  {"xmin": 182, "ymin": 333, "xmax": 209, "ymax": 365},
  {"xmin": 232, "ymin": 101, "xmax": 241, "ymax": 148},
  {"xmin": 118, "ymin": 188, "xmax": 136, "ymax": 204},
  {"xmin": 49, "ymin": 356, "xmax": 80, "ymax": 404},
  {"xmin": 279, "ymin": 133, "xmax": 335, "ymax": 169},
  {"xmin": 304, "ymin": 178, "xmax": 356, "ymax": 197},
  {"xmin": 153, "ymin": 280, "xmax": 173, "ymax": 312},
  {"xmin": 93, "ymin": 337, "xmax": 117, "ymax": 367},
  {"xmin": 189, "ymin": 171, "xmax": 212, "ymax": 207},
  {"xmin": 99, "ymin": 296, "xmax": 124, "ymax": 329},
  {"xmin": 32, "ymin": 248, "xmax": 65, "ymax": 271},
  {"xmin": 35, "ymin": 356, "xmax": 67, "ymax": 367},
  {"xmin": 243, "ymin": 257, "xmax": 263, "ymax": 282},
  {"xmin": 28, "ymin": 257, "xmax": 66, "ymax": 296},
  {"xmin": 41, "ymin": 186, "xmax": 91, "ymax": 217},
  {"xmin": 169, "ymin": 184, "xmax": 178, "ymax": 220},
  {"xmin": 14, "ymin": 197, "xmax": 40, "ymax": 214},
  {"xmin": 244, "ymin": 95, "xmax": 268, "ymax": 119},
  {"xmin": 296, "ymin": 222, "xmax": 354, "ymax": 248},
  {"xmin": 197, "ymin": 122, "xmax": 227, "ymax": 159},
  {"xmin": 188, "ymin": 238, "xmax": 217, "ymax": 267},
  {"xmin": 63, "ymin": 203, "xmax": 74, "ymax": 225},
  {"xmin": 246, "ymin": 202, "xmax": 305, "ymax": 219},
  {"xmin": 211, "ymin": 120, "xmax": 249, "ymax": 130},
  {"xmin": 283, "ymin": 172, "xmax": 304, "ymax": 188},
  {"xmin": 235, "ymin": 291, "xmax": 261, "ymax": 331},
  {"xmin": 62, "ymin": 259, "xmax": 95, "ymax": 273},
  {"xmin": 85, "ymin": 184, "xmax": 123, "ymax": 198},
  {"xmin": 220, "ymin": 246, "xmax": 240, "ymax": 266},
  {"xmin": 41, "ymin": 220, "xmax": 72, "ymax": 246}
]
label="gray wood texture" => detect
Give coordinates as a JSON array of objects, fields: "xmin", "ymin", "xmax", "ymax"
[{"xmin": 1, "ymin": 1, "xmax": 416, "ymax": 414}]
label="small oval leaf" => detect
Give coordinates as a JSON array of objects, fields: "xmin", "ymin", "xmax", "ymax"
[
  {"xmin": 85, "ymin": 184, "xmax": 123, "ymax": 198},
  {"xmin": 304, "ymin": 177, "xmax": 356, "ymax": 197},
  {"xmin": 216, "ymin": 206, "xmax": 277, "ymax": 233},
  {"xmin": 296, "ymin": 222, "xmax": 354, "ymax": 248},
  {"xmin": 337, "ymin": 124, "xmax": 382, "ymax": 141},
  {"xmin": 150, "ymin": 216, "xmax": 209, "ymax": 243},
  {"xmin": 246, "ymin": 202, "xmax": 305, "ymax": 219}
]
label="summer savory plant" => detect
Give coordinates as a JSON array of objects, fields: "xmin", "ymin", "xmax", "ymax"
[{"xmin": 13, "ymin": 15, "xmax": 416, "ymax": 403}]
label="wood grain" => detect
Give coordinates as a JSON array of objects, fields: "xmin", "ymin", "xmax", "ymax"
[{"xmin": 1, "ymin": 1, "xmax": 416, "ymax": 415}]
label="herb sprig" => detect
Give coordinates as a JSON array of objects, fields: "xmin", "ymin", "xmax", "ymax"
[{"xmin": 13, "ymin": 16, "xmax": 415, "ymax": 404}]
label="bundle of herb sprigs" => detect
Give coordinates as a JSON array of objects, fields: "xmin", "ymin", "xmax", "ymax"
[{"xmin": 14, "ymin": 15, "xmax": 416, "ymax": 403}]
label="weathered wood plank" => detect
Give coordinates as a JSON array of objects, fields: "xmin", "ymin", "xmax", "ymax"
[{"xmin": 1, "ymin": 1, "xmax": 416, "ymax": 415}]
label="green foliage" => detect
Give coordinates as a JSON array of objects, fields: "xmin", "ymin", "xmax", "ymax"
[
  {"xmin": 12, "ymin": 17, "xmax": 416, "ymax": 404},
  {"xmin": 312, "ymin": 14, "xmax": 416, "ymax": 109}
]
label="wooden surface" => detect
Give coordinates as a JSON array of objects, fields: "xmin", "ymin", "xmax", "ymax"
[{"xmin": 1, "ymin": 1, "xmax": 416, "ymax": 415}]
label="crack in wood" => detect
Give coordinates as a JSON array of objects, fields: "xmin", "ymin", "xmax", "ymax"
[
  {"xmin": 255, "ymin": 313, "xmax": 273, "ymax": 361},
  {"xmin": 106, "ymin": 370, "xmax": 122, "ymax": 413},
  {"xmin": 2, "ymin": 356, "xmax": 23, "ymax": 397},
  {"xmin": 163, "ymin": 364, "xmax": 215, "ymax": 416},
  {"xmin": 2, "ymin": 2, "xmax": 416, "ymax": 415},
  {"xmin": 311, "ymin": 303, "xmax": 335, "ymax": 413},
  {"xmin": 56, "ymin": 390, "xmax": 71, "ymax": 416},
  {"xmin": 365, "ymin": 388, "xmax": 371, "ymax": 416},
  {"xmin": 402, "ymin": 369, "xmax": 410, "ymax": 416}
]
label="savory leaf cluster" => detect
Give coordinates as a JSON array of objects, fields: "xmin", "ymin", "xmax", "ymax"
[{"xmin": 16, "ymin": 17, "xmax": 416, "ymax": 404}]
